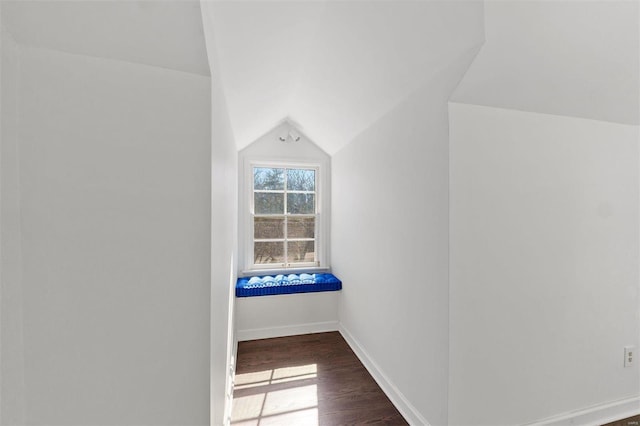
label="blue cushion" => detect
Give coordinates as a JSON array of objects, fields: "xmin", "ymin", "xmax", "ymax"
[{"xmin": 236, "ymin": 273, "xmax": 342, "ymax": 297}]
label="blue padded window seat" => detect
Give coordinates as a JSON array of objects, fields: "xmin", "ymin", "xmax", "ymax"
[{"xmin": 236, "ymin": 273, "xmax": 342, "ymax": 297}]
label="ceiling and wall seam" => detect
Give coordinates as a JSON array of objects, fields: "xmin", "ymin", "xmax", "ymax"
[
  {"xmin": 1, "ymin": 0, "xmax": 211, "ymax": 77},
  {"xmin": 449, "ymin": 101, "xmax": 640, "ymax": 129},
  {"xmin": 451, "ymin": 0, "xmax": 639, "ymax": 126},
  {"xmin": 4, "ymin": 41, "xmax": 212, "ymax": 80},
  {"xmin": 339, "ymin": 41, "xmax": 485, "ymax": 154}
]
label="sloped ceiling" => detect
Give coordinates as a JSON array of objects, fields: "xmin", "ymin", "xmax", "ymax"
[
  {"xmin": 1, "ymin": 0, "xmax": 210, "ymax": 76},
  {"xmin": 452, "ymin": 0, "xmax": 639, "ymax": 125},
  {"xmin": 2, "ymin": 0, "xmax": 486, "ymax": 154},
  {"xmin": 208, "ymin": 1, "xmax": 485, "ymax": 154}
]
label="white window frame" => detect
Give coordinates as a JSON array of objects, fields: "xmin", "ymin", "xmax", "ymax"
[{"xmin": 242, "ymin": 158, "xmax": 328, "ymax": 274}]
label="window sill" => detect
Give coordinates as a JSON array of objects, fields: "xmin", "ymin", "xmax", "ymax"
[{"xmin": 240, "ymin": 266, "xmax": 330, "ymax": 277}]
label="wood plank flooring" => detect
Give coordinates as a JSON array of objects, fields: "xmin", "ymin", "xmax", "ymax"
[
  {"xmin": 231, "ymin": 331, "xmax": 408, "ymax": 425},
  {"xmin": 232, "ymin": 332, "xmax": 638, "ymax": 425}
]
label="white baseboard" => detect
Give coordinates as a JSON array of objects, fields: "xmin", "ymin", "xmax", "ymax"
[
  {"xmin": 338, "ymin": 324, "xmax": 430, "ymax": 426},
  {"xmin": 237, "ymin": 320, "xmax": 339, "ymax": 342},
  {"xmin": 522, "ymin": 395, "xmax": 640, "ymax": 426}
]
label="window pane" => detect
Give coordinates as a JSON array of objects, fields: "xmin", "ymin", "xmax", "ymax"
[
  {"xmin": 255, "ymin": 193, "xmax": 284, "ymax": 214},
  {"xmin": 287, "ymin": 217, "xmax": 315, "ymax": 239},
  {"xmin": 254, "ymin": 167, "xmax": 284, "ymax": 190},
  {"xmin": 254, "ymin": 241, "xmax": 284, "ymax": 264},
  {"xmin": 287, "ymin": 241, "xmax": 315, "ymax": 263},
  {"xmin": 287, "ymin": 193, "xmax": 315, "ymax": 214},
  {"xmin": 255, "ymin": 217, "xmax": 284, "ymax": 239},
  {"xmin": 287, "ymin": 169, "xmax": 315, "ymax": 191}
]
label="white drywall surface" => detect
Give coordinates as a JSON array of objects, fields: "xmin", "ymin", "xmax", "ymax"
[
  {"xmin": 208, "ymin": 0, "xmax": 485, "ymax": 154},
  {"xmin": 236, "ymin": 292, "xmax": 340, "ymax": 342},
  {"xmin": 16, "ymin": 46, "xmax": 212, "ymax": 425},
  {"xmin": 331, "ymin": 46, "xmax": 481, "ymax": 426},
  {"xmin": 1, "ymin": 23, "xmax": 26, "ymax": 426},
  {"xmin": 209, "ymin": 81, "xmax": 237, "ymax": 426},
  {"xmin": 2, "ymin": 0, "xmax": 210, "ymax": 76},
  {"xmin": 448, "ymin": 102, "xmax": 640, "ymax": 425},
  {"xmin": 452, "ymin": 0, "xmax": 639, "ymax": 125},
  {"xmin": 201, "ymin": 1, "xmax": 239, "ymax": 423}
]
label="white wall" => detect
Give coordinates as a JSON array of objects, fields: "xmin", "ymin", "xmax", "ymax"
[
  {"xmin": 202, "ymin": 1, "xmax": 239, "ymax": 422},
  {"xmin": 448, "ymin": 2, "xmax": 640, "ymax": 423},
  {"xmin": 209, "ymin": 75, "xmax": 237, "ymax": 426},
  {"xmin": 236, "ymin": 292, "xmax": 339, "ymax": 342},
  {"xmin": 331, "ymin": 46, "xmax": 480, "ymax": 426},
  {"xmin": 1, "ymin": 24, "xmax": 26, "ymax": 426},
  {"xmin": 16, "ymin": 46, "xmax": 212, "ymax": 425},
  {"xmin": 448, "ymin": 102, "xmax": 639, "ymax": 425}
]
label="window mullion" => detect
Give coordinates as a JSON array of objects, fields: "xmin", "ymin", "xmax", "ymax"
[{"xmin": 283, "ymin": 168, "xmax": 288, "ymax": 267}]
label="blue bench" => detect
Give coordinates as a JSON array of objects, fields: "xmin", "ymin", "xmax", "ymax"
[{"xmin": 235, "ymin": 273, "xmax": 342, "ymax": 297}]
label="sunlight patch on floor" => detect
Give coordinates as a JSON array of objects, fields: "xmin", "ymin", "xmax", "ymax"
[
  {"xmin": 231, "ymin": 364, "xmax": 319, "ymax": 425},
  {"xmin": 261, "ymin": 384, "xmax": 317, "ymax": 417},
  {"xmin": 231, "ymin": 393, "xmax": 265, "ymax": 423},
  {"xmin": 232, "ymin": 408, "xmax": 319, "ymax": 426}
]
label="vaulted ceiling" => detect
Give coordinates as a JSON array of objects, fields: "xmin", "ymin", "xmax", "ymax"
[
  {"xmin": 3, "ymin": 1, "xmax": 637, "ymax": 154},
  {"xmin": 452, "ymin": 0, "xmax": 639, "ymax": 125},
  {"xmin": 207, "ymin": 1, "xmax": 484, "ymax": 154},
  {"xmin": 1, "ymin": 0, "xmax": 486, "ymax": 155}
]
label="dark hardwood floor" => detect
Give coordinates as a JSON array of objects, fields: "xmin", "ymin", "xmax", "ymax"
[
  {"xmin": 603, "ymin": 415, "xmax": 640, "ymax": 426},
  {"xmin": 231, "ymin": 331, "xmax": 408, "ymax": 425}
]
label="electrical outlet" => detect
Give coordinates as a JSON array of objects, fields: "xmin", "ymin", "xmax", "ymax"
[{"xmin": 624, "ymin": 346, "xmax": 635, "ymax": 368}]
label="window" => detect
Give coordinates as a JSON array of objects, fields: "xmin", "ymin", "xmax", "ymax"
[{"xmin": 250, "ymin": 165, "xmax": 320, "ymax": 269}]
